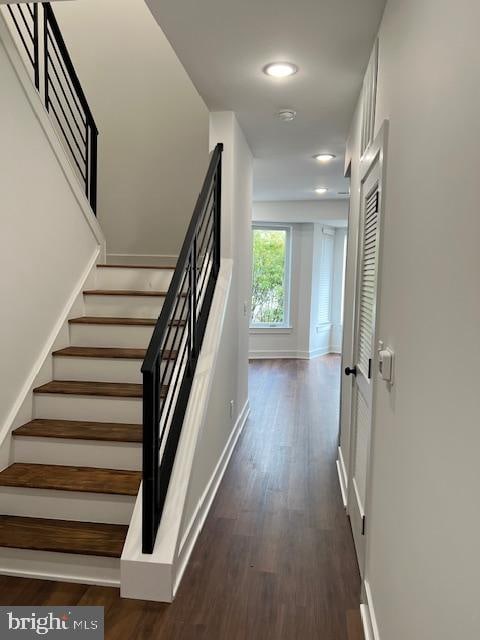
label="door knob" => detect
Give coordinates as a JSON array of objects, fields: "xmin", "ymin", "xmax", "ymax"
[{"xmin": 345, "ymin": 366, "xmax": 357, "ymax": 377}]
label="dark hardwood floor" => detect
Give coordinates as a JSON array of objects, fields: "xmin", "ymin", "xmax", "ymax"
[{"xmin": 0, "ymin": 356, "xmax": 362, "ymax": 640}]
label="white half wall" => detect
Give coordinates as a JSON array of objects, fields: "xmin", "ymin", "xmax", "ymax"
[
  {"xmin": 0, "ymin": 13, "xmax": 103, "ymax": 465},
  {"xmin": 54, "ymin": 0, "xmax": 210, "ymax": 257}
]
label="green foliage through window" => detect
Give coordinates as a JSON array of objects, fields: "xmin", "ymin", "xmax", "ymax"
[{"xmin": 251, "ymin": 228, "xmax": 288, "ymax": 325}]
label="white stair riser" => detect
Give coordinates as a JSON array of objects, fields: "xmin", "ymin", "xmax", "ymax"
[
  {"xmin": 0, "ymin": 487, "xmax": 135, "ymax": 524},
  {"xmin": 0, "ymin": 547, "xmax": 120, "ymax": 587},
  {"xmin": 35, "ymin": 394, "xmax": 142, "ymax": 423},
  {"xmin": 53, "ymin": 356, "xmax": 175, "ymax": 384},
  {"xmin": 70, "ymin": 323, "xmax": 154, "ymax": 349},
  {"xmin": 13, "ymin": 437, "xmax": 142, "ymax": 471},
  {"xmin": 96, "ymin": 267, "xmax": 173, "ymax": 291},
  {"xmin": 54, "ymin": 356, "xmax": 143, "ymax": 384},
  {"xmin": 84, "ymin": 294, "xmax": 165, "ymax": 318}
]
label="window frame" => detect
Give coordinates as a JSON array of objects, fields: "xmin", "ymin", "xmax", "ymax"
[{"xmin": 250, "ymin": 223, "xmax": 293, "ymax": 330}]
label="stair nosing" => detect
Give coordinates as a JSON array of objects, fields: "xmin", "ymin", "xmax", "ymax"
[
  {"xmin": 0, "ymin": 515, "xmax": 128, "ymax": 558},
  {"xmin": 33, "ymin": 380, "xmax": 144, "ymax": 399},
  {"xmin": 52, "ymin": 346, "xmax": 146, "ymax": 360},
  {"xmin": 68, "ymin": 316, "xmax": 185, "ymax": 327},
  {"xmin": 52, "ymin": 346, "xmax": 176, "ymax": 360},
  {"xmin": 97, "ymin": 264, "xmax": 175, "ymax": 270},
  {"xmin": 83, "ymin": 289, "xmax": 169, "ymax": 297},
  {"xmin": 13, "ymin": 419, "xmax": 142, "ymax": 443},
  {"xmin": 0, "ymin": 463, "xmax": 141, "ymax": 496}
]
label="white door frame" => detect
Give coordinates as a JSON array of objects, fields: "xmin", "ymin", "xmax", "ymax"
[{"xmin": 345, "ymin": 121, "xmax": 389, "ymax": 577}]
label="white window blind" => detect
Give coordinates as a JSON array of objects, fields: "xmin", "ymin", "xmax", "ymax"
[
  {"xmin": 318, "ymin": 232, "xmax": 335, "ymax": 325},
  {"xmin": 357, "ymin": 187, "xmax": 379, "ymax": 377}
]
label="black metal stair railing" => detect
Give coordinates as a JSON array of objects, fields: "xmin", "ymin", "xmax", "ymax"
[
  {"xmin": 142, "ymin": 143, "xmax": 223, "ymax": 554},
  {"xmin": 4, "ymin": 2, "xmax": 98, "ymax": 213}
]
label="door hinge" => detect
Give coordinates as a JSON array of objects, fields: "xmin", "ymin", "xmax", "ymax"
[
  {"xmin": 362, "ymin": 515, "xmax": 366, "ymax": 536},
  {"xmin": 368, "ymin": 358, "xmax": 372, "ymax": 379}
]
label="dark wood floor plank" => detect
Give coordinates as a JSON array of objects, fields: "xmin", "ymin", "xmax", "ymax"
[
  {"xmin": 0, "ymin": 357, "xmax": 362, "ymax": 640},
  {"xmin": 0, "ymin": 463, "xmax": 141, "ymax": 495},
  {"xmin": 0, "ymin": 516, "xmax": 127, "ymax": 557},
  {"xmin": 13, "ymin": 419, "xmax": 142, "ymax": 443}
]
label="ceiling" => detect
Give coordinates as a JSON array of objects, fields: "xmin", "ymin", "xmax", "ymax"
[{"xmin": 146, "ymin": 0, "xmax": 385, "ymax": 202}]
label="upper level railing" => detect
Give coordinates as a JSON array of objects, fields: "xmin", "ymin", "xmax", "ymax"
[
  {"xmin": 142, "ymin": 143, "xmax": 223, "ymax": 554},
  {"xmin": 4, "ymin": 2, "xmax": 98, "ymax": 213}
]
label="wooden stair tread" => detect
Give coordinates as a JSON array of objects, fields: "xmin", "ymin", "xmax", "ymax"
[
  {"xmin": 69, "ymin": 316, "xmax": 185, "ymax": 327},
  {"xmin": 98, "ymin": 264, "xmax": 175, "ymax": 270},
  {"xmin": 52, "ymin": 346, "xmax": 176, "ymax": 360},
  {"xmin": 0, "ymin": 515, "xmax": 127, "ymax": 558},
  {"xmin": 33, "ymin": 380, "xmax": 169, "ymax": 398},
  {"xmin": 84, "ymin": 289, "xmax": 170, "ymax": 297},
  {"xmin": 13, "ymin": 419, "xmax": 142, "ymax": 443},
  {"xmin": 70, "ymin": 316, "xmax": 157, "ymax": 326},
  {"xmin": 34, "ymin": 380, "xmax": 142, "ymax": 398},
  {"xmin": 0, "ymin": 463, "xmax": 141, "ymax": 495}
]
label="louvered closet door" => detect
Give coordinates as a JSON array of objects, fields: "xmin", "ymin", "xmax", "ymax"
[{"xmin": 349, "ymin": 156, "xmax": 382, "ymax": 573}]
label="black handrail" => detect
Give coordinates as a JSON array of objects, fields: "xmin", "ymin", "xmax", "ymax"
[
  {"xmin": 4, "ymin": 2, "xmax": 98, "ymax": 213},
  {"xmin": 142, "ymin": 143, "xmax": 223, "ymax": 554}
]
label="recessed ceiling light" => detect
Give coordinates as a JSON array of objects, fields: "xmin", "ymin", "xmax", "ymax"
[
  {"xmin": 314, "ymin": 153, "xmax": 336, "ymax": 162},
  {"xmin": 277, "ymin": 109, "xmax": 297, "ymax": 122},
  {"xmin": 315, "ymin": 187, "xmax": 328, "ymax": 194},
  {"xmin": 263, "ymin": 62, "xmax": 298, "ymax": 78}
]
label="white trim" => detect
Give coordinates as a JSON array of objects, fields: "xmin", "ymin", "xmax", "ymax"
[
  {"xmin": 249, "ymin": 347, "xmax": 335, "ymax": 360},
  {"xmin": 249, "ymin": 327, "xmax": 293, "ymax": 334},
  {"xmin": 0, "ymin": 12, "xmax": 105, "ymax": 256},
  {"xmin": 336, "ymin": 461, "xmax": 347, "ymax": 507},
  {"xmin": 361, "ymin": 580, "xmax": 381, "ymax": 640},
  {"xmin": 174, "ymin": 399, "xmax": 250, "ymax": 595},
  {"xmin": 0, "ymin": 547, "xmax": 120, "ymax": 588},
  {"xmin": 0, "ymin": 248, "xmax": 100, "ymax": 465},
  {"xmin": 336, "ymin": 446, "xmax": 348, "ymax": 507},
  {"xmin": 106, "ymin": 253, "xmax": 177, "ymax": 266}
]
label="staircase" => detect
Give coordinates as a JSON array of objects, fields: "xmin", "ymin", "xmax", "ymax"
[{"xmin": 0, "ymin": 263, "xmax": 175, "ymax": 586}]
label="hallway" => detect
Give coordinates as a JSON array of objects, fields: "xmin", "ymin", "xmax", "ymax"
[{"xmin": 0, "ymin": 357, "xmax": 362, "ymax": 639}]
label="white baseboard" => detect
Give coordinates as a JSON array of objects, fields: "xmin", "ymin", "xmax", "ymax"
[
  {"xmin": 174, "ymin": 399, "xmax": 250, "ymax": 595},
  {"xmin": 249, "ymin": 350, "xmax": 308, "ymax": 360},
  {"xmin": 249, "ymin": 347, "xmax": 339, "ymax": 360},
  {"xmin": 336, "ymin": 462, "xmax": 347, "ymax": 507},
  {"xmin": 336, "ymin": 446, "xmax": 348, "ymax": 507},
  {"xmin": 106, "ymin": 253, "xmax": 177, "ymax": 266},
  {"xmin": 361, "ymin": 580, "xmax": 380, "ymax": 640}
]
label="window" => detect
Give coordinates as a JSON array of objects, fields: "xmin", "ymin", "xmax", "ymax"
[{"xmin": 250, "ymin": 225, "xmax": 291, "ymax": 328}]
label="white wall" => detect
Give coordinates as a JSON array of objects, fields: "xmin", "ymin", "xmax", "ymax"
[
  {"xmin": 209, "ymin": 112, "xmax": 253, "ymax": 419},
  {"xmin": 54, "ymin": 0, "xmax": 210, "ymax": 258},
  {"xmin": 343, "ymin": 1, "xmax": 480, "ymax": 638},
  {"xmin": 253, "ymin": 199, "xmax": 348, "ymax": 226},
  {"xmin": 0, "ymin": 15, "xmax": 102, "ymax": 459}
]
